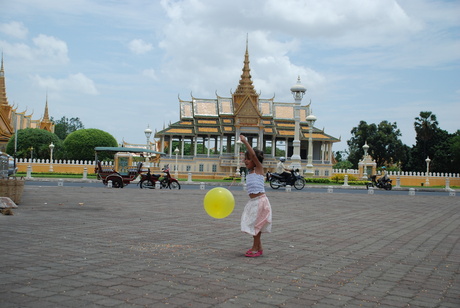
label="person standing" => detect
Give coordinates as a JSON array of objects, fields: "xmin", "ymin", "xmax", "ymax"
[{"xmin": 239, "ymin": 135, "xmax": 272, "ymax": 257}]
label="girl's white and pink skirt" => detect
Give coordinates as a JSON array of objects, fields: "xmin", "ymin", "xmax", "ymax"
[{"xmin": 241, "ymin": 194, "xmax": 272, "ymax": 236}]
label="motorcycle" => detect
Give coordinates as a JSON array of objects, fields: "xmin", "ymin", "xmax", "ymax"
[
  {"xmin": 366, "ymin": 174, "xmax": 392, "ymax": 190},
  {"xmin": 138, "ymin": 168, "xmax": 162, "ymax": 189},
  {"xmin": 138, "ymin": 166, "xmax": 181, "ymax": 189},
  {"xmin": 159, "ymin": 166, "xmax": 181, "ymax": 189},
  {"xmin": 266, "ymin": 169, "xmax": 306, "ymax": 190}
]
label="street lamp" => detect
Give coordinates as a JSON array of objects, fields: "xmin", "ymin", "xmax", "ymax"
[
  {"xmin": 235, "ymin": 139, "xmax": 243, "ymax": 176},
  {"xmin": 305, "ymin": 114, "xmax": 317, "ymax": 177},
  {"xmin": 174, "ymin": 147, "xmax": 180, "ymax": 178},
  {"xmin": 49, "ymin": 142, "xmax": 54, "ymax": 172},
  {"xmin": 290, "ymin": 76, "xmax": 306, "ymax": 172},
  {"xmin": 144, "ymin": 125, "xmax": 152, "ymax": 167},
  {"xmin": 362, "ymin": 141, "xmax": 369, "ymax": 180},
  {"xmin": 425, "ymin": 156, "xmax": 431, "ymax": 186}
]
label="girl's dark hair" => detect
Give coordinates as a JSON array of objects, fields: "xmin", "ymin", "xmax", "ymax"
[{"xmin": 246, "ymin": 149, "xmax": 264, "ymax": 163}]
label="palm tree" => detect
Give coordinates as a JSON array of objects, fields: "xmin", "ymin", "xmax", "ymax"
[{"xmin": 414, "ymin": 111, "xmax": 438, "ymax": 158}]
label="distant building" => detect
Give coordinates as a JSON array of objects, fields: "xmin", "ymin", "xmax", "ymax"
[
  {"xmin": 154, "ymin": 42, "xmax": 340, "ymax": 177},
  {"xmin": 0, "ymin": 55, "xmax": 54, "ymax": 151}
]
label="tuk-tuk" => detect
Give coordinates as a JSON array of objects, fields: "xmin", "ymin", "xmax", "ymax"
[{"xmin": 94, "ymin": 147, "xmax": 164, "ymax": 188}]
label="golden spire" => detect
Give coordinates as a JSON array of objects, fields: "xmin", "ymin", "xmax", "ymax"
[
  {"xmin": 43, "ymin": 94, "xmax": 50, "ymax": 121},
  {"xmin": 0, "ymin": 52, "xmax": 9, "ymax": 106},
  {"xmin": 234, "ymin": 36, "xmax": 257, "ymax": 96}
]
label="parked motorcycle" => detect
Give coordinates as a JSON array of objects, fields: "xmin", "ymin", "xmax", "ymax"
[
  {"xmin": 366, "ymin": 174, "xmax": 392, "ymax": 190},
  {"xmin": 159, "ymin": 166, "xmax": 181, "ymax": 189},
  {"xmin": 138, "ymin": 168, "xmax": 162, "ymax": 189},
  {"xmin": 267, "ymin": 169, "xmax": 306, "ymax": 190}
]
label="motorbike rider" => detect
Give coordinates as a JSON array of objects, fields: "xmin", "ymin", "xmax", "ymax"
[
  {"xmin": 275, "ymin": 157, "xmax": 291, "ymax": 182},
  {"xmin": 378, "ymin": 166, "xmax": 390, "ymax": 186}
]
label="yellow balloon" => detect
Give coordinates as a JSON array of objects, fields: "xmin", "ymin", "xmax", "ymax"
[{"xmin": 203, "ymin": 187, "xmax": 235, "ymax": 219}]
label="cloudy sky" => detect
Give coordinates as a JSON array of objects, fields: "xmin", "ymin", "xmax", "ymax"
[{"xmin": 1, "ymin": 0, "xmax": 459, "ymax": 153}]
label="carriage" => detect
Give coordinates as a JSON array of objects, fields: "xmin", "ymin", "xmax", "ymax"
[{"xmin": 94, "ymin": 146, "xmax": 164, "ymax": 188}]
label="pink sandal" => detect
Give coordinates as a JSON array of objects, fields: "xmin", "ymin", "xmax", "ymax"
[{"xmin": 245, "ymin": 250, "xmax": 263, "ymax": 257}]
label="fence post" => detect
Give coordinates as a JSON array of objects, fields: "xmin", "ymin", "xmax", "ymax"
[
  {"xmin": 342, "ymin": 174, "xmax": 349, "ymax": 187},
  {"xmin": 368, "ymin": 187, "xmax": 374, "ymax": 195},
  {"xmin": 26, "ymin": 165, "xmax": 32, "ymax": 178}
]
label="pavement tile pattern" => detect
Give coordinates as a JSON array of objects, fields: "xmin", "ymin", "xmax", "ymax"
[{"xmin": 0, "ymin": 185, "xmax": 459, "ymax": 307}]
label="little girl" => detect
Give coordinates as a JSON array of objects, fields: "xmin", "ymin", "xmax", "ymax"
[{"xmin": 239, "ymin": 135, "xmax": 272, "ymax": 257}]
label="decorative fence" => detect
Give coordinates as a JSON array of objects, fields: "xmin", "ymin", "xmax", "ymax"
[
  {"xmin": 333, "ymin": 169, "xmax": 459, "ymax": 178},
  {"xmin": 14, "ymin": 158, "xmax": 161, "ymax": 174},
  {"xmin": 333, "ymin": 169, "xmax": 460, "ymax": 187},
  {"xmin": 11, "ymin": 158, "xmax": 460, "ymax": 187}
]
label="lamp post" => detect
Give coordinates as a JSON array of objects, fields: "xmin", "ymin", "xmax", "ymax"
[
  {"xmin": 290, "ymin": 76, "xmax": 306, "ymax": 172},
  {"xmin": 174, "ymin": 147, "xmax": 180, "ymax": 178},
  {"xmin": 235, "ymin": 139, "xmax": 243, "ymax": 176},
  {"xmin": 362, "ymin": 141, "xmax": 369, "ymax": 180},
  {"xmin": 49, "ymin": 142, "xmax": 54, "ymax": 172},
  {"xmin": 144, "ymin": 126, "xmax": 152, "ymax": 167},
  {"xmin": 425, "ymin": 156, "xmax": 431, "ymax": 186},
  {"xmin": 305, "ymin": 114, "xmax": 316, "ymax": 177}
]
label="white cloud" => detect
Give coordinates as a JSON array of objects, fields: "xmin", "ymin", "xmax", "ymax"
[
  {"xmin": 31, "ymin": 73, "xmax": 98, "ymax": 95},
  {"xmin": 0, "ymin": 21, "xmax": 28, "ymax": 39},
  {"xmin": 0, "ymin": 40, "xmax": 34, "ymax": 60},
  {"xmin": 0, "ymin": 34, "xmax": 69, "ymax": 64},
  {"xmin": 128, "ymin": 39, "xmax": 153, "ymax": 55},
  {"xmin": 32, "ymin": 34, "xmax": 69, "ymax": 64}
]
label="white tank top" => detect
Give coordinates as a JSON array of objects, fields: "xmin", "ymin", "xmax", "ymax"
[{"xmin": 246, "ymin": 173, "xmax": 265, "ymax": 194}]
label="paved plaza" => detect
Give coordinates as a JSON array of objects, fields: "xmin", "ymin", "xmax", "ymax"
[{"xmin": 1, "ymin": 185, "xmax": 459, "ymax": 307}]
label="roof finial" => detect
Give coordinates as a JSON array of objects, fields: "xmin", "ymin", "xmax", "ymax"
[
  {"xmin": 234, "ymin": 35, "xmax": 257, "ymax": 96},
  {"xmin": 246, "ymin": 33, "xmax": 248, "ymax": 52},
  {"xmin": 0, "ymin": 51, "xmax": 4, "ymax": 76},
  {"xmin": 43, "ymin": 95, "xmax": 50, "ymax": 121}
]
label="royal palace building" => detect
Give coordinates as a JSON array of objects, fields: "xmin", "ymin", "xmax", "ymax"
[
  {"xmin": 155, "ymin": 43, "xmax": 339, "ymax": 178},
  {"xmin": 0, "ymin": 56, "xmax": 54, "ymax": 152}
]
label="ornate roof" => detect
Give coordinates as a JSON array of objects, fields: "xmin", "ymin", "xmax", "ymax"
[{"xmin": 155, "ymin": 41, "xmax": 339, "ymax": 143}]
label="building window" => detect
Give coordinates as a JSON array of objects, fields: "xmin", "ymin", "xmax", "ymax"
[
  {"xmin": 199, "ymin": 164, "xmax": 204, "ymax": 172},
  {"xmin": 325, "ymin": 170, "xmax": 329, "ymax": 176},
  {"xmin": 315, "ymin": 169, "xmax": 320, "ymax": 176},
  {"xmin": 186, "ymin": 165, "xmax": 191, "ymax": 172},
  {"xmin": 212, "ymin": 164, "xmax": 217, "ymax": 172}
]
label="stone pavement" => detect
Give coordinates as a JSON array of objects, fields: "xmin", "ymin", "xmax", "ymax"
[{"xmin": 0, "ymin": 185, "xmax": 459, "ymax": 308}]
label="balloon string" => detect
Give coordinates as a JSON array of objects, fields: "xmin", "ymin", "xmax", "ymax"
[{"xmin": 228, "ymin": 175, "xmax": 239, "ymax": 189}]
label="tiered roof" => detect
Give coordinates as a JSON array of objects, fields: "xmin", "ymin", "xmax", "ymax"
[{"xmin": 155, "ymin": 43, "xmax": 339, "ymax": 143}]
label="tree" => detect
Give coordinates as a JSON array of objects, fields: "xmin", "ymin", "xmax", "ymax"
[
  {"xmin": 347, "ymin": 120, "xmax": 406, "ymax": 168},
  {"xmin": 334, "ymin": 150, "xmax": 347, "ymax": 162},
  {"xmin": 408, "ymin": 111, "xmax": 457, "ymax": 173},
  {"xmin": 450, "ymin": 131, "xmax": 460, "ymax": 173},
  {"xmin": 63, "ymin": 129, "xmax": 118, "ymax": 161},
  {"xmin": 414, "ymin": 111, "xmax": 438, "ymax": 159},
  {"xmin": 347, "ymin": 121, "xmax": 377, "ymax": 168},
  {"xmin": 6, "ymin": 128, "xmax": 62, "ymax": 160},
  {"xmin": 52, "ymin": 116, "xmax": 85, "ymax": 140},
  {"xmin": 333, "ymin": 160, "xmax": 353, "ymax": 170}
]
